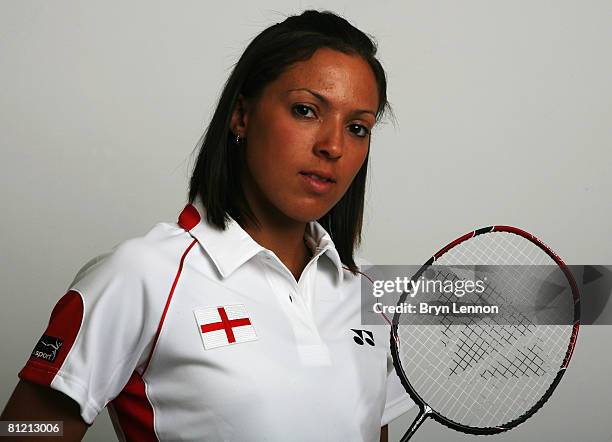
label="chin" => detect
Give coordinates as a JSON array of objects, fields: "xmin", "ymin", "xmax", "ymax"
[{"xmin": 282, "ymin": 203, "xmax": 331, "ymax": 224}]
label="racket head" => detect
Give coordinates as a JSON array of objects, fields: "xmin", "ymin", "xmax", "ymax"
[{"xmin": 390, "ymin": 225, "xmax": 580, "ymax": 435}]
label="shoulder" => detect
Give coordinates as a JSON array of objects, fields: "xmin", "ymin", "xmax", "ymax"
[{"xmin": 70, "ymin": 222, "xmax": 196, "ymax": 294}]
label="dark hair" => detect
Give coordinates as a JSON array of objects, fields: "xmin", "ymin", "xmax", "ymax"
[{"xmin": 188, "ymin": 10, "xmax": 389, "ymax": 273}]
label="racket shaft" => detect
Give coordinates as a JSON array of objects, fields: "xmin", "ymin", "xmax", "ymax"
[{"xmin": 401, "ymin": 405, "xmax": 431, "ymax": 442}]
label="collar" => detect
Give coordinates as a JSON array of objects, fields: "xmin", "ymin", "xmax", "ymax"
[{"xmin": 177, "ymin": 199, "xmax": 344, "ymax": 283}]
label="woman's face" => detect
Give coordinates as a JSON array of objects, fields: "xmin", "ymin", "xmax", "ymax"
[{"xmin": 233, "ymin": 47, "xmax": 379, "ymax": 224}]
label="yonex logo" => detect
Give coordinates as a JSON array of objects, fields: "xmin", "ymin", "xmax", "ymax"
[
  {"xmin": 31, "ymin": 335, "xmax": 63, "ymax": 362},
  {"xmin": 351, "ymin": 329, "xmax": 374, "ymax": 346}
]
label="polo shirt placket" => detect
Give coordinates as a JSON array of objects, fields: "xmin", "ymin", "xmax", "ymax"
[{"xmin": 259, "ymin": 247, "xmax": 334, "ymax": 366}]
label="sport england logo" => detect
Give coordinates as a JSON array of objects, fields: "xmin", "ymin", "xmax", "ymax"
[
  {"xmin": 351, "ymin": 329, "xmax": 375, "ymax": 346},
  {"xmin": 31, "ymin": 335, "xmax": 63, "ymax": 362}
]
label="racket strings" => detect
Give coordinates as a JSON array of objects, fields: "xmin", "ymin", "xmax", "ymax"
[
  {"xmin": 411, "ymin": 265, "xmax": 547, "ymax": 379},
  {"xmin": 396, "ymin": 232, "xmax": 574, "ymax": 428}
]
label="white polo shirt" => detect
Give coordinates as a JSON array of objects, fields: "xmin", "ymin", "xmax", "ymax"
[{"xmin": 19, "ymin": 200, "xmax": 413, "ymax": 441}]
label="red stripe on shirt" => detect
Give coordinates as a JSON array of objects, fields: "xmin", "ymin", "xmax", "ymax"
[
  {"xmin": 109, "ymin": 370, "xmax": 158, "ymax": 442},
  {"xmin": 142, "ymin": 239, "xmax": 198, "ymax": 373},
  {"xmin": 19, "ymin": 290, "xmax": 84, "ymax": 386}
]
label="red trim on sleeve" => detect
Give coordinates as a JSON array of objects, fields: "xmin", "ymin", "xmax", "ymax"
[
  {"xmin": 19, "ymin": 290, "xmax": 84, "ymax": 386},
  {"xmin": 178, "ymin": 204, "xmax": 201, "ymax": 231},
  {"xmin": 110, "ymin": 371, "xmax": 158, "ymax": 442}
]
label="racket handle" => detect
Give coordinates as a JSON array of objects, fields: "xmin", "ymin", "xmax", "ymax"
[{"xmin": 400, "ymin": 405, "xmax": 431, "ymax": 442}]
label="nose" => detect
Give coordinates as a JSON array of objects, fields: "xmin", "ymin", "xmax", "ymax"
[{"xmin": 313, "ymin": 119, "xmax": 344, "ymax": 160}]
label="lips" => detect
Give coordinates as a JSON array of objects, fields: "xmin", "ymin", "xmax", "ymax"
[
  {"xmin": 299, "ymin": 170, "xmax": 336, "ymax": 194},
  {"xmin": 299, "ymin": 171, "xmax": 336, "ymax": 183}
]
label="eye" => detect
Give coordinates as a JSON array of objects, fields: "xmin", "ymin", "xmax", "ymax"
[
  {"xmin": 292, "ymin": 104, "xmax": 316, "ymax": 119},
  {"xmin": 348, "ymin": 123, "xmax": 370, "ymax": 138}
]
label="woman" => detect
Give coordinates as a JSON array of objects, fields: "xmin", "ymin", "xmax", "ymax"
[{"xmin": 2, "ymin": 10, "xmax": 413, "ymax": 441}]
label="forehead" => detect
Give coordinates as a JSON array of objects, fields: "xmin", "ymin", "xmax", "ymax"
[{"xmin": 265, "ymin": 48, "xmax": 379, "ymax": 110}]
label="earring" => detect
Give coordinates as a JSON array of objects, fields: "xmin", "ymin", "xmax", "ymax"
[{"xmin": 235, "ymin": 133, "xmax": 242, "ymax": 145}]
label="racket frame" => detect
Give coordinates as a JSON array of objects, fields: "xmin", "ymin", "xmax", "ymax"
[{"xmin": 390, "ymin": 225, "xmax": 580, "ymax": 436}]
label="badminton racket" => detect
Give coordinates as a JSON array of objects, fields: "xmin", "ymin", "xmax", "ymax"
[{"xmin": 388, "ymin": 226, "xmax": 580, "ymax": 441}]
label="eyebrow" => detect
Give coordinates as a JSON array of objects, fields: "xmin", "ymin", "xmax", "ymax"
[{"xmin": 287, "ymin": 88, "xmax": 377, "ymax": 119}]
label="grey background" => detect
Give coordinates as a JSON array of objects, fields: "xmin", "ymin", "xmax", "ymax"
[{"xmin": 1, "ymin": 1, "xmax": 610, "ymax": 441}]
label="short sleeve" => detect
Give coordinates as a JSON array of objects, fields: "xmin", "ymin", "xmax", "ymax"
[
  {"xmin": 382, "ymin": 351, "xmax": 415, "ymax": 426},
  {"xmin": 18, "ymin": 240, "xmax": 162, "ymax": 424}
]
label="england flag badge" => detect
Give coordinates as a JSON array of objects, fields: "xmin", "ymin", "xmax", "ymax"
[{"xmin": 194, "ymin": 304, "xmax": 258, "ymax": 350}]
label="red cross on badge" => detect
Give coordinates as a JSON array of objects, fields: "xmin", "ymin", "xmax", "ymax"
[{"xmin": 194, "ymin": 304, "xmax": 258, "ymax": 349}]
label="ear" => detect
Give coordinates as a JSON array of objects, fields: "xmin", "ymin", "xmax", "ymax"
[{"xmin": 230, "ymin": 94, "xmax": 250, "ymax": 137}]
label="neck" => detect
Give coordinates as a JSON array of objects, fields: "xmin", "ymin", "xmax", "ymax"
[
  {"xmin": 239, "ymin": 170, "xmax": 315, "ymax": 281},
  {"xmin": 243, "ymin": 215, "xmax": 312, "ymax": 282}
]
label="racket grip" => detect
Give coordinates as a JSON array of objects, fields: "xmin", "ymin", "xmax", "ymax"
[{"xmin": 400, "ymin": 405, "xmax": 431, "ymax": 442}]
